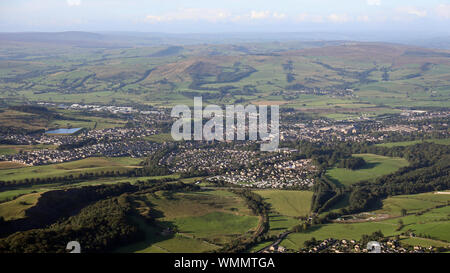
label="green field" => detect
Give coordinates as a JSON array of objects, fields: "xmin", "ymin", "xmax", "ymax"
[
  {"xmin": 115, "ymin": 216, "xmax": 220, "ymax": 253},
  {"xmin": 281, "ymin": 191, "xmax": 450, "ymax": 250},
  {"xmin": 0, "ymin": 184, "xmax": 262, "ymax": 253},
  {"xmin": 0, "ymin": 144, "xmax": 57, "ymax": 156},
  {"xmin": 0, "ymin": 162, "xmax": 26, "ymax": 170},
  {"xmin": 119, "ymin": 189, "xmax": 260, "ymax": 252},
  {"xmin": 144, "ymin": 133, "xmax": 175, "ymax": 143},
  {"xmin": 254, "ymin": 190, "xmax": 313, "ymax": 236},
  {"xmin": 49, "ymin": 110, "xmax": 127, "ymax": 130},
  {"xmin": 0, "ymin": 192, "xmax": 42, "ymax": 221},
  {"xmin": 375, "ymin": 191, "xmax": 450, "ymax": 216},
  {"xmin": 376, "ymin": 138, "xmax": 450, "ymax": 148},
  {"xmin": 172, "ymin": 212, "xmax": 259, "ymax": 240},
  {"xmin": 255, "ymin": 190, "xmax": 312, "ymax": 217},
  {"xmin": 0, "ymin": 173, "xmax": 180, "ymax": 203},
  {"xmin": 385, "ymin": 205, "xmax": 450, "ymax": 242},
  {"xmin": 248, "ymin": 241, "xmax": 274, "ymax": 253},
  {"xmin": 1, "ymin": 41, "xmax": 450, "ymax": 111},
  {"xmin": 0, "ymin": 106, "xmax": 127, "ymax": 132},
  {"xmin": 281, "ymin": 221, "xmax": 399, "ymax": 250},
  {"xmin": 0, "ymin": 157, "xmax": 143, "ymax": 181},
  {"xmin": 326, "ymin": 153, "xmax": 409, "ymax": 186},
  {"xmin": 400, "ymin": 237, "xmax": 450, "ymax": 248}
]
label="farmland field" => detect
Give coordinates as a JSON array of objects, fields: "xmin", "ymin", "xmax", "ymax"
[
  {"xmin": 281, "ymin": 191, "xmax": 450, "ymax": 250},
  {"xmin": 254, "ymin": 190, "xmax": 312, "ymax": 236},
  {"xmin": 144, "ymin": 133, "xmax": 175, "ymax": 143},
  {"xmin": 0, "ymin": 173, "xmax": 180, "ymax": 202},
  {"xmin": 326, "ymin": 153, "xmax": 409, "ymax": 186},
  {"xmin": 115, "ymin": 216, "xmax": 220, "ymax": 253},
  {"xmin": 376, "ymin": 138, "xmax": 450, "ymax": 148},
  {"xmin": 281, "ymin": 221, "xmax": 399, "ymax": 250},
  {"xmin": 0, "ymin": 31, "xmax": 449, "ymax": 254},
  {"xmin": 118, "ymin": 189, "xmax": 260, "ymax": 252},
  {"xmin": 0, "ymin": 144, "xmax": 57, "ymax": 156},
  {"xmin": 0, "ymin": 157, "xmax": 143, "ymax": 181},
  {"xmin": 255, "ymin": 190, "xmax": 312, "ymax": 217},
  {"xmin": 400, "ymin": 237, "xmax": 450, "ymax": 248},
  {"xmin": 1, "ymin": 41, "xmax": 450, "ymax": 113},
  {"xmin": 375, "ymin": 191, "xmax": 450, "ymax": 216},
  {"xmin": 0, "ymin": 162, "xmax": 26, "ymax": 170},
  {"xmin": 0, "ymin": 192, "xmax": 42, "ymax": 221}
]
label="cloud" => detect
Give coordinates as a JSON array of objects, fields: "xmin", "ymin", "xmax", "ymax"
[
  {"xmin": 145, "ymin": 8, "xmax": 231, "ymax": 23},
  {"xmin": 273, "ymin": 12, "xmax": 287, "ymax": 20},
  {"xmin": 295, "ymin": 13, "xmax": 324, "ymax": 23},
  {"xmin": 233, "ymin": 10, "xmax": 288, "ymax": 21},
  {"xmin": 366, "ymin": 0, "xmax": 381, "ymax": 6},
  {"xmin": 145, "ymin": 15, "xmax": 165, "ymax": 22},
  {"xmin": 145, "ymin": 9, "xmax": 287, "ymax": 23},
  {"xmin": 66, "ymin": 0, "xmax": 81, "ymax": 7},
  {"xmin": 250, "ymin": 11, "xmax": 271, "ymax": 20},
  {"xmin": 248, "ymin": 11, "xmax": 288, "ymax": 21},
  {"xmin": 397, "ymin": 6, "xmax": 427, "ymax": 17},
  {"xmin": 328, "ymin": 14, "xmax": 351, "ymax": 23},
  {"xmin": 436, "ymin": 4, "xmax": 450, "ymax": 19},
  {"xmin": 357, "ymin": 15, "xmax": 370, "ymax": 22}
]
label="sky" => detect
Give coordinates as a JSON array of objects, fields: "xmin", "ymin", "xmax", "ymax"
[{"xmin": 0, "ymin": 0, "xmax": 450, "ymax": 34}]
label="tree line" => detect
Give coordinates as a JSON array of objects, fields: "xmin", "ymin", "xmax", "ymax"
[
  {"xmin": 0, "ymin": 180, "xmax": 200, "ymax": 253},
  {"xmin": 309, "ymin": 142, "xmax": 450, "ymax": 221},
  {"xmin": 217, "ymin": 189, "xmax": 270, "ymax": 253}
]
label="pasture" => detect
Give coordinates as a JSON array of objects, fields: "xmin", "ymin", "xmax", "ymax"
[
  {"xmin": 326, "ymin": 153, "xmax": 409, "ymax": 186},
  {"xmin": 0, "ymin": 144, "xmax": 57, "ymax": 156},
  {"xmin": 281, "ymin": 191, "xmax": 450, "ymax": 250},
  {"xmin": 375, "ymin": 191, "xmax": 450, "ymax": 216},
  {"xmin": 0, "ymin": 161, "xmax": 26, "ymax": 170},
  {"xmin": 384, "ymin": 204, "xmax": 450, "ymax": 241},
  {"xmin": 144, "ymin": 133, "xmax": 175, "ymax": 143},
  {"xmin": 254, "ymin": 190, "xmax": 313, "ymax": 236},
  {"xmin": 255, "ymin": 190, "xmax": 312, "ymax": 218},
  {"xmin": 1, "ymin": 42, "xmax": 450, "ymax": 111},
  {"xmin": 376, "ymin": 138, "xmax": 450, "ymax": 148},
  {"xmin": 0, "ymin": 192, "xmax": 42, "ymax": 221},
  {"xmin": 0, "ymin": 157, "xmax": 143, "ymax": 181},
  {"xmin": 120, "ymin": 189, "xmax": 260, "ymax": 252},
  {"xmin": 281, "ymin": 221, "xmax": 399, "ymax": 250},
  {"xmin": 0, "ymin": 173, "xmax": 180, "ymax": 202},
  {"xmin": 116, "ymin": 216, "xmax": 220, "ymax": 253}
]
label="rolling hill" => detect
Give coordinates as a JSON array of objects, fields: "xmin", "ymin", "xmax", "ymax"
[{"xmin": 0, "ymin": 37, "xmax": 449, "ymax": 111}]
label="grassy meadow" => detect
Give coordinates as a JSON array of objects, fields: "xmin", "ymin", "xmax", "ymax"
[
  {"xmin": 118, "ymin": 189, "xmax": 260, "ymax": 253},
  {"xmin": 254, "ymin": 190, "xmax": 312, "ymax": 217},
  {"xmin": 375, "ymin": 138, "xmax": 450, "ymax": 148},
  {"xmin": 0, "ymin": 192, "xmax": 43, "ymax": 221},
  {"xmin": 254, "ymin": 190, "xmax": 313, "ymax": 236},
  {"xmin": 280, "ymin": 191, "xmax": 450, "ymax": 250},
  {"xmin": 0, "ymin": 144, "xmax": 57, "ymax": 156},
  {"xmin": 326, "ymin": 153, "xmax": 409, "ymax": 186},
  {"xmin": 2, "ymin": 42, "xmax": 450, "ymax": 111},
  {"xmin": 0, "ymin": 157, "xmax": 143, "ymax": 181}
]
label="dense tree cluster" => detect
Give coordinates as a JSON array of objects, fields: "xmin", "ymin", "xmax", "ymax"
[
  {"xmin": 0, "ymin": 180, "xmax": 199, "ymax": 253},
  {"xmin": 0, "ymin": 169, "xmax": 137, "ymax": 191},
  {"xmin": 0, "ymin": 146, "xmax": 179, "ymax": 192},
  {"xmin": 312, "ymin": 142, "xmax": 450, "ymax": 218},
  {"xmin": 218, "ymin": 190, "xmax": 270, "ymax": 253},
  {"xmin": 0, "ymin": 183, "xmax": 137, "ymax": 237},
  {"xmin": 338, "ymin": 157, "xmax": 366, "ymax": 170},
  {"xmin": 303, "ymin": 141, "xmax": 450, "ymax": 225},
  {"xmin": 0, "ymin": 195, "xmax": 142, "ymax": 253},
  {"xmin": 133, "ymin": 145, "xmax": 176, "ymax": 177}
]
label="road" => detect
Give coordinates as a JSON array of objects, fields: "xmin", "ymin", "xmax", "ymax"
[{"xmin": 257, "ymin": 231, "xmax": 291, "ymax": 253}]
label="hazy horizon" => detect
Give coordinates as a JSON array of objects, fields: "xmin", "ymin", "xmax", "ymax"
[{"xmin": 1, "ymin": 0, "xmax": 450, "ymax": 35}]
